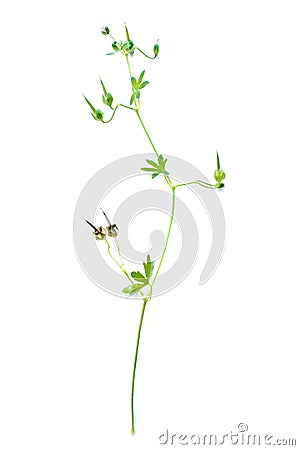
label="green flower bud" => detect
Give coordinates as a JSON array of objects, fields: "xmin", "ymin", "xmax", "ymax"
[
  {"xmin": 102, "ymin": 93, "xmax": 113, "ymax": 107},
  {"xmin": 214, "ymin": 169, "xmax": 226, "ymax": 184},
  {"xmin": 214, "ymin": 151, "xmax": 225, "ymax": 185},
  {"xmin": 153, "ymin": 42, "xmax": 159, "ymax": 57},
  {"xmin": 100, "ymin": 79, "xmax": 113, "ymax": 107},
  {"xmin": 101, "ymin": 26, "xmax": 110, "ymax": 35},
  {"xmin": 92, "ymin": 109, "xmax": 104, "ymax": 121}
]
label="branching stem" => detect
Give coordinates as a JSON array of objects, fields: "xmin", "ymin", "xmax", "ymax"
[{"xmin": 124, "ymin": 50, "xmax": 178, "ymax": 434}]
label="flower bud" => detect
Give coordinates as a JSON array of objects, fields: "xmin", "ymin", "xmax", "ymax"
[
  {"xmin": 92, "ymin": 109, "xmax": 104, "ymax": 121},
  {"xmin": 214, "ymin": 169, "xmax": 226, "ymax": 184},
  {"xmin": 153, "ymin": 42, "xmax": 159, "ymax": 57},
  {"xmin": 214, "ymin": 151, "xmax": 225, "ymax": 185},
  {"xmin": 101, "ymin": 26, "xmax": 110, "ymax": 35},
  {"xmin": 102, "ymin": 93, "xmax": 113, "ymax": 107}
]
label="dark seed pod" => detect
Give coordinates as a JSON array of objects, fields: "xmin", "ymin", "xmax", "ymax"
[
  {"xmin": 94, "ymin": 226, "xmax": 107, "ymax": 240},
  {"xmin": 106, "ymin": 224, "xmax": 119, "ymax": 238}
]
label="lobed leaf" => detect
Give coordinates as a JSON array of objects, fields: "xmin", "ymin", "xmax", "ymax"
[
  {"xmin": 143, "ymin": 254, "xmax": 154, "ymax": 279},
  {"xmin": 122, "ymin": 283, "xmax": 145, "ymax": 295},
  {"xmin": 131, "ymin": 271, "xmax": 148, "ymax": 284},
  {"xmin": 141, "ymin": 167, "xmax": 157, "ymax": 172},
  {"xmin": 138, "ymin": 70, "xmax": 145, "ymax": 85},
  {"xmin": 131, "ymin": 77, "xmax": 138, "ymax": 90},
  {"xmin": 139, "ymin": 81, "xmax": 149, "ymax": 89},
  {"xmin": 146, "ymin": 159, "xmax": 159, "ymax": 168}
]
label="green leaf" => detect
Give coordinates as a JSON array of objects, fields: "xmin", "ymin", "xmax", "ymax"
[
  {"xmin": 122, "ymin": 283, "xmax": 145, "ymax": 295},
  {"xmin": 139, "ymin": 81, "xmax": 149, "ymax": 89},
  {"xmin": 135, "ymin": 90, "xmax": 140, "ymax": 99},
  {"xmin": 112, "ymin": 41, "xmax": 120, "ymax": 51},
  {"xmin": 138, "ymin": 70, "xmax": 145, "ymax": 85},
  {"xmin": 131, "ymin": 271, "xmax": 149, "ymax": 284},
  {"xmin": 143, "ymin": 254, "xmax": 154, "ymax": 279},
  {"xmin": 130, "ymin": 92, "xmax": 136, "ymax": 105},
  {"xmin": 131, "ymin": 77, "xmax": 138, "ymax": 90},
  {"xmin": 141, "ymin": 154, "xmax": 169, "ymax": 178},
  {"xmin": 141, "ymin": 167, "xmax": 157, "ymax": 172},
  {"xmin": 146, "ymin": 159, "xmax": 159, "ymax": 168}
]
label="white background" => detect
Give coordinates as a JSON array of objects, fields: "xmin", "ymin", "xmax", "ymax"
[{"xmin": 1, "ymin": 1, "xmax": 299, "ymax": 449}]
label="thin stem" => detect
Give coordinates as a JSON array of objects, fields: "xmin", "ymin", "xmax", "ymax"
[
  {"xmin": 114, "ymin": 238, "xmax": 125, "ymax": 266},
  {"xmin": 136, "ymin": 47, "xmax": 156, "ymax": 60},
  {"xmin": 135, "ymin": 110, "xmax": 159, "ymax": 158},
  {"xmin": 102, "ymin": 103, "xmax": 136, "ymax": 123},
  {"xmin": 105, "ymin": 239, "xmax": 133, "ymax": 284},
  {"xmin": 174, "ymin": 180, "xmax": 220, "ymax": 189},
  {"xmin": 124, "ymin": 50, "xmax": 173, "ymax": 435},
  {"xmin": 125, "ymin": 52, "xmax": 159, "ymax": 158},
  {"xmin": 151, "ymin": 186, "xmax": 176, "ymax": 287},
  {"xmin": 107, "ymin": 238, "xmax": 147, "ymax": 300},
  {"xmin": 131, "ymin": 299, "xmax": 148, "ymax": 434}
]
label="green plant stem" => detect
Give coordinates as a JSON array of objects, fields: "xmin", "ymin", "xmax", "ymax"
[
  {"xmin": 124, "ymin": 51, "xmax": 175, "ymax": 434},
  {"xmin": 151, "ymin": 186, "xmax": 176, "ymax": 286},
  {"xmin": 125, "ymin": 55, "xmax": 138, "ymax": 109},
  {"xmin": 125, "ymin": 54, "xmax": 159, "ymax": 158},
  {"xmin": 135, "ymin": 47, "xmax": 156, "ymax": 59},
  {"xmin": 131, "ymin": 299, "xmax": 148, "ymax": 434},
  {"xmin": 106, "ymin": 239, "xmax": 147, "ymax": 300},
  {"xmin": 103, "ymin": 103, "xmax": 136, "ymax": 123},
  {"xmin": 105, "ymin": 239, "xmax": 132, "ymax": 283},
  {"xmin": 135, "ymin": 111, "xmax": 159, "ymax": 158},
  {"xmin": 174, "ymin": 180, "xmax": 220, "ymax": 189}
]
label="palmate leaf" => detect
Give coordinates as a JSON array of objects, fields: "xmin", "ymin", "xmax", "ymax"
[
  {"xmin": 140, "ymin": 154, "xmax": 169, "ymax": 179},
  {"xmin": 122, "ymin": 255, "xmax": 154, "ymax": 297},
  {"xmin": 122, "ymin": 283, "xmax": 145, "ymax": 295},
  {"xmin": 129, "ymin": 70, "xmax": 150, "ymax": 105},
  {"xmin": 131, "ymin": 271, "xmax": 148, "ymax": 284}
]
